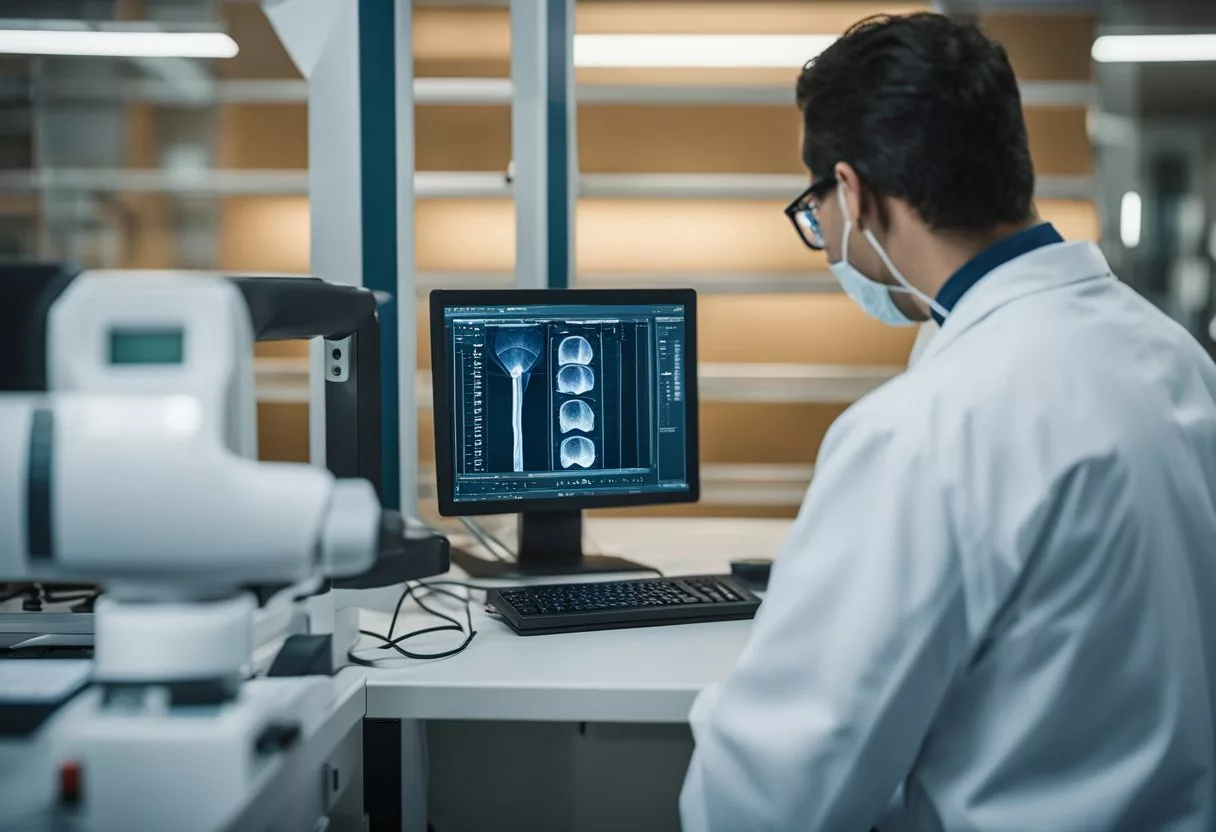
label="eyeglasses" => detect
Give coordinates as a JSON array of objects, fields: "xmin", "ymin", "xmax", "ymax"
[{"xmin": 784, "ymin": 174, "xmax": 837, "ymax": 251}]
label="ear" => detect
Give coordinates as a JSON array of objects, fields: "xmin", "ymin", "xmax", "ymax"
[{"xmin": 834, "ymin": 162, "xmax": 864, "ymax": 225}]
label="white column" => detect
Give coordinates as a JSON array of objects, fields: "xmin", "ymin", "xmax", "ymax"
[{"xmin": 511, "ymin": 0, "xmax": 548, "ymax": 289}]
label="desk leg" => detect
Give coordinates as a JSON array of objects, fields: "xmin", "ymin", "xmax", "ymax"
[
  {"xmin": 401, "ymin": 720, "xmax": 428, "ymax": 831},
  {"xmin": 364, "ymin": 718, "xmax": 428, "ymax": 832}
]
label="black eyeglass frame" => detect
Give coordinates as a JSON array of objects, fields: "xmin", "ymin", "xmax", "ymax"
[{"xmin": 783, "ymin": 173, "xmax": 838, "ymax": 251}]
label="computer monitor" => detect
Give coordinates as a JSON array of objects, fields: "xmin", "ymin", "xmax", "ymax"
[{"xmin": 430, "ymin": 289, "xmax": 699, "ymax": 577}]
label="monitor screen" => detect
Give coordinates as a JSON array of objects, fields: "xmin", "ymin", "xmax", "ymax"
[{"xmin": 433, "ymin": 291, "xmax": 697, "ymax": 512}]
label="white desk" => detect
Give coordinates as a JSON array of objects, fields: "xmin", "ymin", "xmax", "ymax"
[{"xmin": 354, "ymin": 517, "xmax": 791, "ymax": 830}]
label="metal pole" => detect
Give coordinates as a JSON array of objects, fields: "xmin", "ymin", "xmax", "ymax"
[
  {"xmin": 355, "ymin": 0, "xmax": 402, "ymax": 511},
  {"xmin": 546, "ymin": 0, "xmax": 575, "ymax": 289},
  {"xmin": 510, "ymin": 0, "xmax": 547, "ymax": 289},
  {"xmin": 264, "ymin": 0, "xmax": 365, "ymax": 472},
  {"xmin": 395, "ymin": 0, "xmax": 418, "ymax": 515}
]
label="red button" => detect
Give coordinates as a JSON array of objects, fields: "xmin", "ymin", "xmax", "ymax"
[{"xmin": 59, "ymin": 760, "xmax": 82, "ymax": 807}]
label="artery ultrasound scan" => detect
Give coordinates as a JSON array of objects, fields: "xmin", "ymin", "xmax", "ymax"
[{"xmin": 442, "ymin": 301, "xmax": 690, "ymax": 504}]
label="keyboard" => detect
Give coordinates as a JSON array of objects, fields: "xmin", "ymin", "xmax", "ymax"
[{"xmin": 487, "ymin": 575, "xmax": 761, "ymax": 636}]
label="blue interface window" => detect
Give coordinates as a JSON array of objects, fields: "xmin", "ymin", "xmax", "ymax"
[{"xmin": 444, "ymin": 303, "xmax": 689, "ymax": 503}]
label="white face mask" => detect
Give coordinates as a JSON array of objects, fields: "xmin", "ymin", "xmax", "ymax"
[{"xmin": 827, "ymin": 186, "xmax": 948, "ymax": 326}]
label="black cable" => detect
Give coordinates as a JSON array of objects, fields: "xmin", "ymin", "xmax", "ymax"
[
  {"xmin": 359, "ymin": 627, "xmax": 476, "ymax": 661},
  {"xmin": 356, "ymin": 581, "xmax": 479, "ymax": 664},
  {"xmin": 384, "ymin": 584, "xmax": 411, "ymax": 643},
  {"xmin": 377, "ymin": 623, "xmax": 461, "ymax": 644},
  {"xmin": 625, "ymin": 567, "xmax": 665, "ymax": 578},
  {"xmin": 347, "ymin": 651, "xmax": 374, "ymax": 671},
  {"xmin": 382, "ymin": 580, "xmax": 472, "ymax": 642},
  {"xmin": 380, "ymin": 585, "xmax": 463, "ymax": 641}
]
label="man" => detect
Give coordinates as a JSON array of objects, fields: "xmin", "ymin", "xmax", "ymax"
[{"xmin": 681, "ymin": 13, "xmax": 1216, "ymax": 832}]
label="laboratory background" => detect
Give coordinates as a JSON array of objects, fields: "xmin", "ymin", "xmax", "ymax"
[
  {"xmin": 1, "ymin": 0, "xmax": 1214, "ymax": 830},
  {"xmin": 4, "ymin": 0, "xmax": 1171, "ymax": 523}
]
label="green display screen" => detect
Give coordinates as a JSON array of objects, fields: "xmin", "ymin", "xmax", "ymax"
[{"xmin": 108, "ymin": 328, "xmax": 185, "ymax": 365}]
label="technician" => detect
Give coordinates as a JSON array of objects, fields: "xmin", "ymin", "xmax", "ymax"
[{"xmin": 682, "ymin": 13, "xmax": 1216, "ymax": 831}]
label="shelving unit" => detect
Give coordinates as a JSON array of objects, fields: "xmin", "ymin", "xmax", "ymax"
[
  {"xmin": 0, "ymin": 168, "xmax": 1095, "ymax": 202},
  {"xmin": 8, "ymin": 0, "xmax": 1102, "ymax": 513},
  {"xmin": 9, "ymin": 77, "xmax": 1094, "ymax": 108},
  {"xmin": 253, "ymin": 358, "xmax": 903, "ymax": 407}
]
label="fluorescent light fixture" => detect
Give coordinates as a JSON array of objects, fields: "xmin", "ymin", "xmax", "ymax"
[
  {"xmin": 1092, "ymin": 34, "xmax": 1216, "ymax": 64},
  {"xmin": 0, "ymin": 29, "xmax": 238, "ymax": 59},
  {"xmin": 1121, "ymin": 191, "xmax": 1142, "ymax": 249},
  {"xmin": 573, "ymin": 34, "xmax": 837, "ymax": 69}
]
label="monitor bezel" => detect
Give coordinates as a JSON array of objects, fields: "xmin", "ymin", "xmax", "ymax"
[{"xmin": 430, "ymin": 288, "xmax": 700, "ymax": 516}]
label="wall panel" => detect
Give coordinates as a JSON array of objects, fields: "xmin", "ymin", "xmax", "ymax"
[
  {"xmin": 217, "ymin": 105, "xmax": 307, "ymax": 170},
  {"xmin": 258, "ymin": 403, "xmax": 309, "ymax": 463},
  {"xmin": 981, "ymin": 14, "xmax": 1096, "ymax": 82},
  {"xmin": 576, "ymin": 2, "xmax": 929, "ymax": 35},
  {"xmin": 219, "ymin": 196, "xmax": 310, "ymax": 274}
]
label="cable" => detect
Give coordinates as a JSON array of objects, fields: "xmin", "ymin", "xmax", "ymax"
[
  {"xmin": 414, "ymin": 579, "xmax": 499, "ymax": 593},
  {"xmin": 354, "ymin": 581, "xmax": 479, "ymax": 664},
  {"xmin": 390, "ymin": 584, "xmax": 465, "ymax": 636},
  {"xmin": 472, "ymin": 519, "xmax": 514, "ymax": 561},
  {"xmin": 358, "ymin": 621, "xmax": 475, "ymax": 662},
  {"xmin": 347, "ymin": 651, "xmax": 376, "ymax": 667},
  {"xmin": 459, "ymin": 517, "xmax": 514, "ymax": 562},
  {"xmin": 458, "ymin": 517, "xmax": 507, "ymax": 561},
  {"xmin": 621, "ymin": 566, "xmax": 665, "ymax": 578}
]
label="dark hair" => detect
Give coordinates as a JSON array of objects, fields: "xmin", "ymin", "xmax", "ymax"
[{"xmin": 796, "ymin": 13, "xmax": 1035, "ymax": 232}]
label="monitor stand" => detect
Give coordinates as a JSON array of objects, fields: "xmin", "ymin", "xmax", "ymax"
[{"xmin": 449, "ymin": 511, "xmax": 649, "ymax": 579}]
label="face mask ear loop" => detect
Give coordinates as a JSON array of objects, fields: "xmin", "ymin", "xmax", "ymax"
[
  {"xmin": 837, "ymin": 185, "xmax": 854, "ymax": 268},
  {"xmin": 861, "ymin": 227, "xmax": 951, "ymax": 320}
]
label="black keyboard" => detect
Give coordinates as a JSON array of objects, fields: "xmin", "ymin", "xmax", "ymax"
[{"xmin": 487, "ymin": 575, "xmax": 761, "ymax": 635}]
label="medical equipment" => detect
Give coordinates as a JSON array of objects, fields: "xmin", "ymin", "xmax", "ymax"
[{"xmin": 0, "ymin": 266, "xmax": 448, "ymax": 830}]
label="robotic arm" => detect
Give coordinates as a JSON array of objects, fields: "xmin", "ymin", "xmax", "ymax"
[
  {"xmin": 0, "ymin": 267, "xmax": 445, "ymax": 831},
  {"xmin": 0, "ymin": 393, "xmax": 378, "ymax": 587}
]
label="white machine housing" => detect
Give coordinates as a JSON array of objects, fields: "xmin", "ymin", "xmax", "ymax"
[
  {"xmin": 0, "ymin": 395, "xmax": 377, "ymax": 586},
  {"xmin": 2, "ymin": 272, "xmax": 385, "ymax": 689},
  {"xmin": 0, "ymin": 270, "xmax": 390, "ymax": 831},
  {"xmin": 47, "ymin": 271, "xmax": 259, "ymax": 459}
]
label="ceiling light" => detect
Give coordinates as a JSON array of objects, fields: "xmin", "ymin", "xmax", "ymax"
[
  {"xmin": 573, "ymin": 34, "xmax": 837, "ymax": 69},
  {"xmin": 1092, "ymin": 34, "xmax": 1216, "ymax": 64},
  {"xmin": 0, "ymin": 29, "xmax": 238, "ymax": 59}
]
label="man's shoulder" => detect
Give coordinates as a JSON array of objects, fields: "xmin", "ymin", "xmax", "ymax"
[{"xmin": 818, "ymin": 371, "xmax": 944, "ymax": 466}]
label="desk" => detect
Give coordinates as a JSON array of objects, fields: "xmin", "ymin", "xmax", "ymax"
[{"xmin": 356, "ymin": 517, "xmax": 791, "ymax": 831}]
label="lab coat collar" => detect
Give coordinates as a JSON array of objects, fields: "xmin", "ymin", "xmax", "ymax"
[
  {"xmin": 916, "ymin": 240, "xmax": 1114, "ymax": 366},
  {"xmin": 931, "ymin": 223, "xmax": 1064, "ymax": 325}
]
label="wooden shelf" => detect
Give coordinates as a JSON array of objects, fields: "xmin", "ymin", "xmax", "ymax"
[{"xmin": 254, "ymin": 359, "xmax": 903, "ymax": 406}]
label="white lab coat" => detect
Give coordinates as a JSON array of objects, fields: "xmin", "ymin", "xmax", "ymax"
[{"xmin": 681, "ymin": 241, "xmax": 1216, "ymax": 831}]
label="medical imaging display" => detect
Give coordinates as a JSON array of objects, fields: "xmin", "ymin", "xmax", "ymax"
[{"xmin": 443, "ymin": 302, "xmax": 690, "ymax": 504}]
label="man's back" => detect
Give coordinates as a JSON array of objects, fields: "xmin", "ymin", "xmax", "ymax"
[
  {"xmin": 888, "ymin": 243, "xmax": 1216, "ymax": 829},
  {"xmin": 682, "ymin": 243, "xmax": 1216, "ymax": 830}
]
